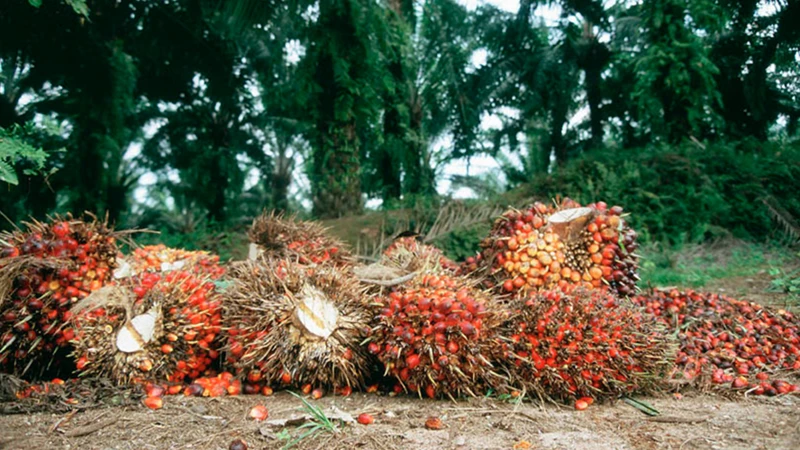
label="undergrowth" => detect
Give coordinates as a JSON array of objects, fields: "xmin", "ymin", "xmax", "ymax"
[
  {"xmin": 638, "ymin": 240, "xmax": 797, "ymax": 289},
  {"xmin": 516, "ymin": 140, "xmax": 800, "ymax": 244}
]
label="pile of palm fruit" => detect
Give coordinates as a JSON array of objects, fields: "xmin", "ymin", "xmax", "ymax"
[
  {"xmin": 125, "ymin": 244, "xmax": 226, "ymax": 279},
  {"xmin": 0, "ymin": 216, "xmax": 119, "ymax": 378},
  {"xmin": 470, "ymin": 199, "xmax": 639, "ymax": 297},
  {"xmin": 2, "ymin": 201, "xmax": 799, "ymax": 412},
  {"xmin": 70, "ymin": 268, "xmax": 225, "ymax": 386},
  {"xmin": 497, "ymin": 287, "xmax": 673, "ymax": 401},
  {"xmin": 625, "ymin": 289, "xmax": 800, "ymax": 395},
  {"xmin": 367, "ymin": 272, "xmax": 503, "ymax": 399},
  {"xmin": 221, "ymin": 213, "xmax": 372, "ymax": 397},
  {"xmin": 247, "ymin": 211, "xmax": 351, "ymax": 266}
]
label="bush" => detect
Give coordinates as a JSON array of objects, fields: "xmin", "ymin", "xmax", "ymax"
[{"xmin": 518, "ymin": 140, "xmax": 800, "ymax": 244}]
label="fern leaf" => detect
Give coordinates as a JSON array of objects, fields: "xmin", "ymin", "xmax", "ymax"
[
  {"xmin": 762, "ymin": 197, "xmax": 800, "ymax": 243},
  {"xmin": 0, "ymin": 159, "xmax": 18, "ymax": 185}
]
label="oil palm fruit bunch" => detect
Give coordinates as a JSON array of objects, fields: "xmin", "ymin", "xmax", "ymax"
[
  {"xmin": 496, "ymin": 287, "xmax": 673, "ymax": 402},
  {"xmin": 366, "ymin": 273, "xmax": 503, "ymax": 399},
  {"xmin": 382, "ymin": 236, "xmax": 459, "ymax": 275},
  {"xmin": 223, "ymin": 258, "xmax": 371, "ymax": 394},
  {"xmin": 0, "ymin": 215, "xmax": 119, "ymax": 377},
  {"xmin": 478, "ymin": 199, "xmax": 639, "ymax": 297},
  {"xmin": 70, "ymin": 269, "xmax": 223, "ymax": 385},
  {"xmin": 354, "ymin": 236, "xmax": 458, "ymax": 294},
  {"xmin": 630, "ymin": 289, "xmax": 800, "ymax": 395},
  {"xmin": 123, "ymin": 244, "xmax": 226, "ymax": 279},
  {"xmin": 247, "ymin": 211, "xmax": 352, "ymax": 266}
]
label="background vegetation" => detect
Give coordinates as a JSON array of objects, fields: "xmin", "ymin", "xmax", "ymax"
[{"xmin": 1, "ymin": 0, "xmax": 799, "ymax": 264}]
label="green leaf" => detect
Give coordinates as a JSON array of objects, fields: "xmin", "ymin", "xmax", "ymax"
[
  {"xmin": 28, "ymin": 0, "xmax": 42, "ymax": 8},
  {"xmin": 65, "ymin": 0, "xmax": 89, "ymax": 17},
  {"xmin": 622, "ymin": 397, "xmax": 660, "ymax": 416},
  {"xmin": 0, "ymin": 159, "xmax": 19, "ymax": 185}
]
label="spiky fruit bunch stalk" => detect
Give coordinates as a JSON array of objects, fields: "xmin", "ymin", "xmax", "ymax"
[
  {"xmin": 223, "ymin": 258, "xmax": 371, "ymax": 392},
  {"xmin": 478, "ymin": 199, "xmax": 639, "ymax": 297},
  {"xmin": 629, "ymin": 289, "xmax": 800, "ymax": 395},
  {"xmin": 0, "ymin": 216, "xmax": 119, "ymax": 377},
  {"xmin": 124, "ymin": 244, "xmax": 226, "ymax": 279},
  {"xmin": 382, "ymin": 236, "xmax": 459, "ymax": 274},
  {"xmin": 496, "ymin": 287, "xmax": 673, "ymax": 402},
  {"xmin": 70, "ymin": 270, "xmax": 223, "ymax": 385},
  {"xmin": 247, "ymin": 211, "xmax": 352, "ymax": 266},
  {"xmin": 367, "ymin": 274, "xmax": 502, "ymax": 399}
]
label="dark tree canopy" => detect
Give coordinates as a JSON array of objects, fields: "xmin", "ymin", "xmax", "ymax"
[{"xmin": 1, "ymin": 0, "xmax": 797, "ymax": 230}]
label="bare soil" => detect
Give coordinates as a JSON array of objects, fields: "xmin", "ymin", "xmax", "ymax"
[{"xmin": 1, "ymin": 390, "xmax": 799, "ymax": 450}]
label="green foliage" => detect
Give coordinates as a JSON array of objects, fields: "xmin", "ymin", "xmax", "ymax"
[
  {"xmin": 768, "ymin": 253, "xmax": 800, "ymax": 306},
  {"xmin": 64, "ymin": 0, "xmax": 88, "ymax": 16},
  {"xmin": 28, "ymin": 0, "xmax": 88, "ymax": 16},
  {"xmin": 432, "ymin": 222, "xmax": 490, "ymax": 262},
  {"xmin": 4, "ymin": 0, "xmax": 800, "ymax": 233},
  {"xmin": 632, "ymin": 0, "xmax": 722, "ymax": 142},
  {"xmin": 638, "ymin": 240, "xmax": 786, "ymax": 288},
  {"xmin": 276, "ymin": 392, "xmax": 340, "ymax": 449},
  {"xmin": 519, "ymin": 140, "xmax": 800, "ymax": 244},
  {"xmin": 0, "ymin": 124, "xmax": 55, "ymax": 185}
]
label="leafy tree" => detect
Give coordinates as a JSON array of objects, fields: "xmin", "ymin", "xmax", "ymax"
[
  {"xmin": 0, "ymin": 124, "xmax": 51, "ymax": 186},
  {"xmin": 632, "ymin": 0, "xmax": 722, "ymax": 142},
  {"xmin": 301, "ymin": 0, "xmax": 386, "ymax": 218}
]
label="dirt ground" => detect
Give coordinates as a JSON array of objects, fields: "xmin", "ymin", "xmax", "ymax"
[{"xmin": 0, "ymin": 390, "xmax": 799, "ymax": 450}]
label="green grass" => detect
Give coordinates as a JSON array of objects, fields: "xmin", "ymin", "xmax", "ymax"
[
  {"xmin": 638, "ymin": 240, "xmax": 796, "ymax": 289},
  {"xmin": 766, "ymin": 260, "xmax": 800, "ymax": 306},
  {"xmin": 277, "ymin": 392, "xmax": 340, "ymax": 450}
]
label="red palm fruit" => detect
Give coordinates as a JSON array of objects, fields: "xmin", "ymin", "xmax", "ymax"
[
  {"xmin": 143, "ymin": 396, "xmax": 163, "ymax": 410},
  {"xmin": 732, "ymin": 377, "xmax": 748, "ymax": 389},
  {"xmin": 338, "ymin": 385, "xmax": 352, "ymax": 396},
  {"xmin": 71, "ymin": 269, "xmax": 223, "ymax": 386},
  {"xmin": 369, "ymin": 274, "xmax": 502, "ymax": 399},
  {"xmin": 145, "ymin": 383, "xmax": 166, "ymax": 398},
  {"xmin": 424, "ymin": 417, "xmax": 444, "ymax": 430},
  {"xmin": 472, "ymin": 199, "xmax": 639, "ymax": 298},
  {"xmin": 247, "ymin": 211, "xmax": 353, "ymax": 267},
  {"xmin": 357, "ymin": 413, "xmax": 375, "ymax": 425},
  {"xmin": 184, "ymin": 383, "xmax": 204, "ymax": 397},
  {"xmin": 497, "ymin": 287, "xmax": 673, "ymax": 403},
  {"xmin": 223, "ymin": 259, "xmax": 369, "ymax": 392},
  {"xmin": 227, "ymin": 380, "xmax": 242, "ymax": 396},
  {"xmin": 249, "ymin": 405, "xmax": 269, "ymax": 421},
  {"xmin": 0, "ymin": 215, "xmax": 120, "ymax": 377}
]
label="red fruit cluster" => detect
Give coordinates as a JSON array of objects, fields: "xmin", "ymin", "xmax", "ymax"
[
  {"xmin": 71, "ymin": 270, "xmax": 223, "ymax": 385},
  {"xmin": 13, "ymin": 377, "xmax": 66, "ymax": 399},
  {"xmin": 629, "ymin": 289, "xmax": 800, "ymax": 395},
  {"xmin": 248, "ymin": 211, "xmax": 351, "ymax": 267},
  {"xmin": 498, "ymin": 288, "xmax": 673, "ymax": 402},
  {"xmin": 128, "ymin": 244, "xmax": 225, "ymax": 279},
  {"xmin": 223, "ymin": 258, "xmax": 370, "ymax": 393},
  {"xmin": 368, "ymin": 274, "xmax": 500, "ymax": 399},
  {"xmin": 382, "ymin": 237, "xmax": 459, "ymax": 274},
  {"xmin": 0, "ymin": 217, "xmax": 118, "ymax": 377},
  {"xmin": 476, "ymin": 199, "xmax": 639, "ymax": 297}
]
